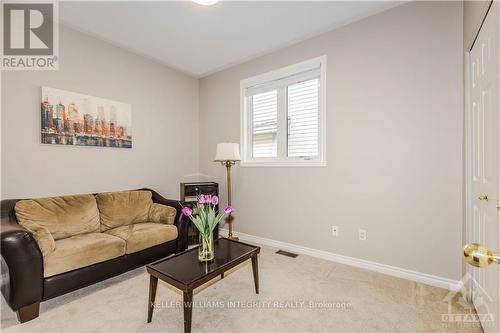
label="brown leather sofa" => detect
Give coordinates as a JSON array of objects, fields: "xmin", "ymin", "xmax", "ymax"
[{"xmin": 0, "ymin": 189, "xmax": 188, "ymax": 323}]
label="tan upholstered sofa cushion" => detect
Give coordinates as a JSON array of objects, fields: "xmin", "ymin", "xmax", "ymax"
[
  {"xmin": 149, "ymin": 203, "xmax": 176, "ymax": 224},
  {"xmin": 104, "ymin": 223, "xmax": 177, "ymax": 254},
  {"xmin": 43, "ymin": 233, "xmax": 126, "ymax": 277},
  {"xmin": 15, "ymin": 194, "xmax": 100, "ymax": 240},
  {"xmin": 96, "ymin": 191, "xmax": 153, "ymax": 231},
  {"xmin": 17, "ymin": 220, "xmax": 56, "ymax": 257}
]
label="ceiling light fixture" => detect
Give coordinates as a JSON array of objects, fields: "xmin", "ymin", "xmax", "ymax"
[{"xmin": 192, "ymin": 0, "xmax": 219, "ymax": 5}]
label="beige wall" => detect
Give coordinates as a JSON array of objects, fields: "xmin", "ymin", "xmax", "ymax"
[
  {"xmin": 1, "ymin": 26, "xmax": 199, "ymax": 199},
  {"xmin": 199, "ymin": 1, "xmax": 464, "ymax": 280},
  {"xmin": 464, "ymin": 0, "xmax": 492, "ymax": 50}
]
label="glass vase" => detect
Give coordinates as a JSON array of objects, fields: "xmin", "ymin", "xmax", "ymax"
[{"xmin": 198, "ymin": 231, "xmax": 214, "ymax": 262}]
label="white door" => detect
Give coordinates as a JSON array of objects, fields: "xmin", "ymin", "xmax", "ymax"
[{"xmin": 469, "ymin": 2, "xmax": 500, "ymax": 333}]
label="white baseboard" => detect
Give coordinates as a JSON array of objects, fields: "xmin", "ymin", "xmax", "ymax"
[{"xmin": 219, "ymin": 228, "xmax": 462, "ymax": 292}]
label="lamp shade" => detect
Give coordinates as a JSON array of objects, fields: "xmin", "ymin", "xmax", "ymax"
[{"xmin": 214, "ymin": 142, "xmax": 241, "ymax": 161}]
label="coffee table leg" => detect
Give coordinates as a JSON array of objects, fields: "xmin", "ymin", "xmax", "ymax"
[
  {"xmin": 147, "ymin": 275, "xmax": 158, "ymax": 323},
  {"xmin": 251, "ymin": 255, "xmax": 259, "ymax": 294},
  {"xmin": 183, "ymin": 290, "xmax": 193, "ymax": 333},
  {"xmin": 221, "ymin": 272, "xmax": 224, "ymax": 279}
]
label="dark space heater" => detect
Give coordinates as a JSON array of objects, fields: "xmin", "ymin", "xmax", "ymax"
[{"xmin": 180, "ymin": 182, "xmax": 219, "ymax": 245}]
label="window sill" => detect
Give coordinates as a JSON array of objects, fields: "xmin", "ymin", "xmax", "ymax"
[{"xmin": 240, "ymin": 160, "xmax": 327, "ymax": 168}]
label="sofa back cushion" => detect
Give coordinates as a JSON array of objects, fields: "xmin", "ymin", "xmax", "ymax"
[
  {"xmin": 149, "ymin": 203, "xmax": 177, "ymax": 225},
  {"xmin": 96, "ymin": 191, "xmax": 153, "ymax": 231},
  {"xmin": 15, "ymin": 194, "xmax": 100, "ymax": 240}
]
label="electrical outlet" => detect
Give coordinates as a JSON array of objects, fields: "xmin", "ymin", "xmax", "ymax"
[
  {"xmin": 359, "ymin": 229, "xmax": 367, "ymax": 241},
  {"xmin": 331, "ymin": 226, "xmax": 339, "ymax": 237}
]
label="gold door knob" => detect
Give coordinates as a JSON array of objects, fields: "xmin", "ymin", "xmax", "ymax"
[
  {"xmin": 478, "ymin": 194, "xmax": 489, "ymax": 201},
  {"xmin": 464, "ymin": 243, "xmax": 500, "ymax": 268}
]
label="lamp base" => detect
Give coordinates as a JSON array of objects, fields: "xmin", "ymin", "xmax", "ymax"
[{"xmin": 227, "ymin": 235, "xmax": 239, "ymax": 241}]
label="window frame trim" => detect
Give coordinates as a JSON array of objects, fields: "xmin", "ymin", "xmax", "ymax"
[{"xmin": 240, "ymin": 55, "xmax": 327, "ymax": 167}]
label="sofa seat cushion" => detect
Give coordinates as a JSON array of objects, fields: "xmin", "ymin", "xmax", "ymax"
[
  {"xmin": 15, "ymin": 194, "xmax": 100, "ymax": 240},
  {"xmin": 43, "ymin": 233, "xmax": 126, "ymax": 277},
  {"xmin": 104, "ymin": 223, "xmax": 177, "ymax": 254},
  {"xmin": 96, "ymin": 191, "xmax": 153, "ymax": 231}
]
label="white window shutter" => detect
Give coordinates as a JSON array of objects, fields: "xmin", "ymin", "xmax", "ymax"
[
  {"xmin": 251, "ymin": 90, "xmax": 278, "ymax": 158},
  {"xmin": 287, "ymin": 78, "xmax": 319, "ymax": 158}
]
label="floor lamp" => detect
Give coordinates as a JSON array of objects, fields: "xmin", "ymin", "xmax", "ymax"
[{"xmin": 214, "ymin": 142, "xmax": 241, "ymax": 240}]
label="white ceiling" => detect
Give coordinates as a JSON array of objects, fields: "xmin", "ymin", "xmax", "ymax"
[{"xmin": 60, "ymin": 1, "xmax": 401, "ymax": 77}]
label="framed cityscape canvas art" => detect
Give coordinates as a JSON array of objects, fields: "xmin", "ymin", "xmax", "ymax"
[{"xmin": 41, "ymin": 87, "xmax": 132, "ymax": 148}]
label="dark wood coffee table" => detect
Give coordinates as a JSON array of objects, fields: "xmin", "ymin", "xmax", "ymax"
[{"xmin": 146, "ymin": 238, "xmax": 260, "ymax": 333}]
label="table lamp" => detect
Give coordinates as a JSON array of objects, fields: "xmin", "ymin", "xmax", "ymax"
[{"xmin": 214, "ymin": 142, "xmax": 241, "ymax": 240}]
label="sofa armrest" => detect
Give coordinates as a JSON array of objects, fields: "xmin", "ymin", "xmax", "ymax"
[
  {"xmin": 1, "ymin": 199, "xmax": 44, "ymax": 311},
  {"xmin": 141, "ymin": 189, "xmax": 189, "ymax": 252}
]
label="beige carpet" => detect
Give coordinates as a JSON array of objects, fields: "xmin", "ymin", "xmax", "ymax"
[{"xmin": 0, "ymin": 244, "xmax": 483, "ymax": 333}]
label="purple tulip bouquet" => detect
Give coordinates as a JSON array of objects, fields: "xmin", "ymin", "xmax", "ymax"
[{"xmin": 182, "ymin": 194, "xmax": 234, "ymax": 261}]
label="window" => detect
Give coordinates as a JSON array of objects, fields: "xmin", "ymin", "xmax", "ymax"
[
  {"xmin": 252, "ymin": 90, "xmax": 278, "ymax": 158},
  {"xmin": 240, "ymin": 56, "xmax": 326, "ymax": 167}
]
